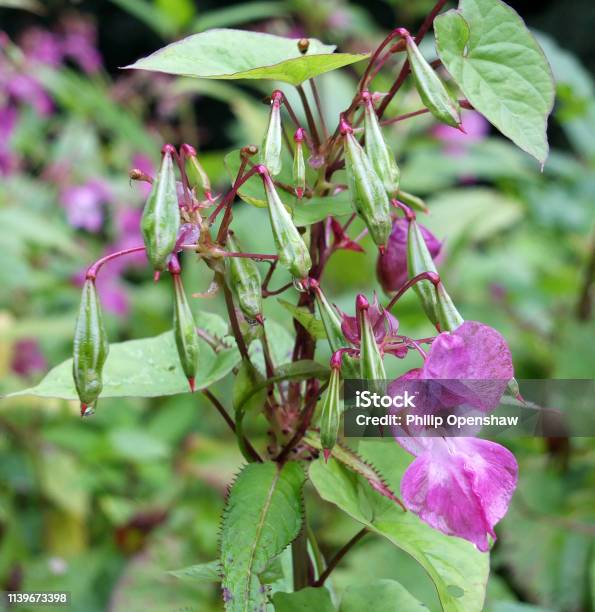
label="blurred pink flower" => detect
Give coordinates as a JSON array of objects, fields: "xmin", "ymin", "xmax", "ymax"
[
  {"xmin": 432, "ymin": 111, "xmax": 489, "ymax": 156},
  {"xmin": 73, "ymin": 264, "xmax": 129, "ymax": 317},
  {"xmin": 60, "ymin": 16, "xmax": 102, "ymax": 74},
  {"xmin": 11, "ymin": 339, "xmax": 47, "ymax": 377},
  {"xmin": 0, "ymin": 106, "xmax": 19, "ymax": 174},
  {"xmin": 60, "ymin": 179, "xmax": 112, "ymax": 232},
  {"xmin": 111, "ymin": 208, "xmax": 147, "ymax": 267},
  {"xmin": 19, "ymin": 28, "xmax": 63, "ymax": 67},
  {"xmin": 6, "ymin": 74, "xmax": 53, "ymax": 116}
]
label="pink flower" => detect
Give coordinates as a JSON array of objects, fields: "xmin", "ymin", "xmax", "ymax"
[
  {"xmin": 6, "ymin": 74, "xmax": 53, "ymax": 116},
  {"xmin": 400, "ymin": 436, "xmax": 517, "ymax": 552},
  {"xmin": 60, "ymin": 16, "xmax": 102, "ymax": 74},
  {"xmin": 60, "ymin": 179, "xmax": 111, "ymax": 232},
  {"xmin": 11, "ymin": 339, "xmax": 47, "ymax": 376},
  {"xmin": 340, "ymin": 293, "xmax": 399, "ymax": 346},
  {"xmin": 338, "ymin": 294, "xmax": 408, "ymax": 358},
  {"xmin": 376, "ymin": 218, "xmax": 442, "ymax": 293},
  {"xmin": 19, "ymin": 28, "xmax": 63, "ymax": 67},
  {"xmin": 432, "ymin": 111, "xmax": 489, "ymax": 156},
  {"xmin": 390, "ymin": 321, "xmax": 517, "ymax": 550}
]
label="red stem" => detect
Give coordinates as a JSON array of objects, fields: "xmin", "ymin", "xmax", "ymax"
[
  {"xmin": 377, "ymin": 0, "xmax": 448, "ymax": 119},
  {"xmin": 385, "ymin": 271, "xmax": 441, "ymax": 312}
]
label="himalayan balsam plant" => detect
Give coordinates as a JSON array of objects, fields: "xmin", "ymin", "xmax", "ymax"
[{"xmin": 15, "ymin": 0, "xmax": 555, "ymax": 609}]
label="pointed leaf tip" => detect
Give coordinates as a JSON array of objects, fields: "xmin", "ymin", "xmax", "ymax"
[{"xmin": 323, "ymin": 448, "xmax": 332, "ymax": 463}]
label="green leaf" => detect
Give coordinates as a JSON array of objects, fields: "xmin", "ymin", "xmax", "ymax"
[
  {"xmin": 126, "ymin": 29, "xmax": 368, "ymax": 86},
  {"xmin": 108, "ymin": 0, "xmax": 177, "ymax": 37},
  {"xmin": 9, "ymin": 317, "xmax": 239, "ymax": 400},
  {"xmin": 168, "ymin": 560, "xmax": 221, "ymax": 583},
  {"xmin": 273, "ymin": 587, "xmax": 335, "ymax": 611},
  {"xmin": 220, "ymin": 461, "xmax": 306, "ymax": 612},
  {"xmin": 309, "ymin": 441, "xmax": 489, "ymax": 612},
  {"xmin": 340, "ymin": 579, "xmax": 426, "ymax": 611},
  {"xmin": 224, "ymin": 150, "xmax": 352, "ymax": 223},
  {"xmin": 39, "ymin": 447, "xmax": 89, "ymax": 518},
  {"xmin": 422, "ymin": 187, "xmax": 523, "ymax": 244},
  {"xmin": 278, "ymin": 299, "xmax": 327, "ymax": 340},
  {"xmin": 434, "ymin": 0, "xmax": 555, "ymax": 165},
  {"xmin": 194, "ymin": 2, "xmax": 287, "ymax": 32}
]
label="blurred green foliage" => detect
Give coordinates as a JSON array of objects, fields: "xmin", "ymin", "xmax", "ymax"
[{"xmin": 0, "ymin": 1, "xmax": 593, "ymax": 611}]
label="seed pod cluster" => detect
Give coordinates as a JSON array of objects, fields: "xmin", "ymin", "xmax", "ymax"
[
  {"xmin": 72, "ymin": 279, "xmax": 109, "ymax": 415},
  {"xmin": 341, "ymin": 116, "xmax": 392, "ymax": 251},
  {"xmin": 225, "ymin": 232, "xmax": 263, "ymax": 323},
  {"xmin": 141, "ymin": 144, "xmax": 181, "ymax": 274},
  {"xmin": 260, "ymin": 167, "xmax": 311, "ymax": 279}
]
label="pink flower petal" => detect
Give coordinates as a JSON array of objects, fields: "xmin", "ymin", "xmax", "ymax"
[{"xmin": 400, "ymin": 437, "xmax": 517, "ymax": 551}]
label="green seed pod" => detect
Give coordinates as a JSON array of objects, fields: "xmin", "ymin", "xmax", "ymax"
[
  {"xmin": 225, "ymin": 232, "xmax": 263, "ymax": 323},
  {"xmin": 182, "ymin": 143, "xmax": 212, "ymax": 197},
  {"xmin": 261, "ymin": 90, "xmax": 283, "ymax": 176},
  {"xmin": 260, "ymin": 168, "xmax": 311, "ymax": 279},
  {"xmin": 293, "ymin": 128, "xmax": 306, "ymax": 199},
  {"xmin": 171, "ymin": 259, "xmax": 200, "ymax": 391},
  {"xmin": 310, "ymin": 279, "xmax": 359, "ymax": 378},
  {"xmin": 434, "ymin": 281, "xmax": 464, "ymax": 332},
  {"xmin": 362, "ymin": 92, "xmax": 400, "ymax": 197},
  {"xmin": 356, "ymin": 294, "xmax": 386, "ymax": 382},
  {"xmin": 407, "ymin": 219, "xmax": 441, "ymax": 326},
  {"xmin": 396, "ymin": 189, "xmax": 428, "ymax": 214},
  {"xmin": 341, "ymin": 117, "xmax": 392, "ymax": 251},
  {"xmin": 72, "ymin": 279, "xmax": 109, "ymax": 415},
  {"xmin": 320, "ymin": 363, "xmax": 342, "ymax": 461},
  {"xmin": 141, "ymin": 144, "xmax": 180, "ymax": 273},
  {"xmin": 404, "ymin": 33, "xmax": 461, "ymax": 128}
]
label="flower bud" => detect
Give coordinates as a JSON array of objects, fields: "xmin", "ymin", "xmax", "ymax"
[
  {"xmin": 171, "ymin": 258, "xmax": 200, "ymax": 391},
  {"xmin": 182, "ymin": 143, "xmax": 212, "ymax": 197},
  {"xmin": 141, "ymin": 144, "xmax": 181, "ymax": 273},
  {"xmin": 293, "ymin": 128, "xmax": 306, "ymax": 199},
  {"xmin": 407, "ymin": 219, "xmax": 440, "ymax": 325},
  {"xmin": 362, "ymin": 91, "xmax": 400, "ymax": 197},
  {"xmin": 320, "ymin": 363, "xmax": 342, "ymax": 461},
  {"xmin": 434, "ymin": 281, "xmax": 464, "ymax": 332},
  {"xmin": 260, "ymin": 168, "xmax": 311, "ymax": 279},
  {"xmin": 377, "ymin": 218, "xmax": 441, "ymax": 293},
  {"xmin": 309, "ymin": 279, "xmax": 358, "ymax": 378},
  {"xmin": 261, "ymin": 90, "xmax": 283, "ymax": 176},
  {"xmin": 356, "ymin": 294, "xmax": 386, "ymax": 382},
  {"xmin": 341, "ymin": 117, "xmax": 392, "ymax": 251},
  {"xmin": 404, "ymin": 33, "xmax": 461, "ymax": 128},
  {"xmin": 73, "ymin": 279, "xmax": 109, "ymax": 415},
  {"xmin": 225, "ymin": 232, "xmax": 263, "ymax": 323},
  {"xmin": 396, "ymin": 189, "xmax": 428, "ymax": 214}
]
